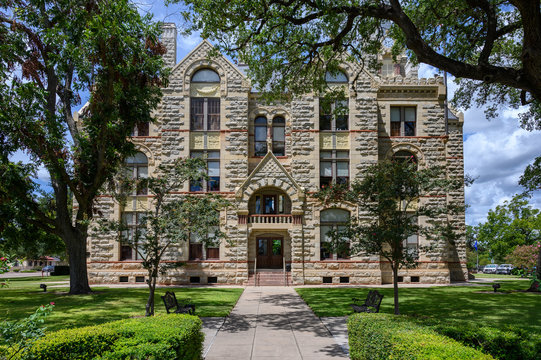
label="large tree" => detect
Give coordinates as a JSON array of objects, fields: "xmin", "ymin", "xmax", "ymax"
[
  {"xmin": 180, "ymin": 0, "xmax": 541, "ymax": 128},
  {"xmin": 0, "ymin": 164, "xmax": 65, "ymax": 261},
  {"xmin": 0, "ymin": 0, "xmax": 167, "ymax": 294},
  {"xmin": 476, "ymin": 194, "xmax": 541, "ymax": 277},
  {"xmin": 315, "ymin": 160, "xmax": 462, "ymax": 315}
]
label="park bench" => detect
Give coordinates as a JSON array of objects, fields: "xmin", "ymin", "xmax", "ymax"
[
  {"xmin": 161, "ymin": 291, "xmax": 195, "ymax": 315},
  {"xmin": 351, "ymin": 290, "xmax": 384, "ymax": 313}
]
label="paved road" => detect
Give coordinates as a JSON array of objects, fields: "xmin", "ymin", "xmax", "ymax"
[{"xmin": 204, "ymin": 287, "xmax": 348, "ymax": 360}]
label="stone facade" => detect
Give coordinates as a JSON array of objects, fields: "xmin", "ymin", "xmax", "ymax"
[{"xmin": 87, "ymin": 28, "xmax": 467, "ymax": 286}]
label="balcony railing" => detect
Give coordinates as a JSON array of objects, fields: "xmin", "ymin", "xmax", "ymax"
[
  {"xmin": 249, "ymin": 214, "xmax": 292, "ymax": 224},
  {"xmin": 237, "ymin": 214, "xmax": 303, "ymax": 225}
]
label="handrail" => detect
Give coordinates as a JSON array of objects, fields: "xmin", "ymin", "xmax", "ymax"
[
  {"xmin": 283, "ymin": 257, "xmax": 287, "ymax": 286},
  {"xmin": 254, "ymin": 258, "xmax": 257, "ymax": 287}
]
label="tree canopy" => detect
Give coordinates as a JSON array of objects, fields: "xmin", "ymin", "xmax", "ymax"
[
  {"xmin": 476, "ymin": 194, "xmax": 541, "ymax": 263},
  {"xmin": 179, "ymin": 0, "xmax": 541, "ymax": 130},
  {"xmin": 0, "ymin": 0, "xmax": 167, "ymax": 293},
  {"xmin": 315, "ymin": 160, "xmax": 462, "ymax": 314}
]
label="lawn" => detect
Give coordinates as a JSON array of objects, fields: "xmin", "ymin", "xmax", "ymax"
[
  {"xmin": 296, "ymin": 280, "xmax": 540, "ymax": 333},
  {"xmin": 473, "ymin": 273, "xmax": 523, "ymax": 279},
  {"xmin": 0, "ymin": 276, "xmax": 243, "ymax": 332}
]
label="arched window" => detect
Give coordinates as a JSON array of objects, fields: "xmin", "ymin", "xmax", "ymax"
[
  {"xmin": 392, "ymin": 150, "xmax": 417, "ymax": 166},
  {"xmin": 125, "ymin": 152, "xmax": 148, "ymax": 195},
  {"xmin": 254, "ymin": 116, "xmax": 268, "ymax": 156},
  {"xmin": 272, "ymin": 116, "xmax": 285, "ymax": 156},
  {"xmin": 320, "ymin": 209, "xmax": 350, "ymax": 260},
  {"xmin": 325, "ymin": 70, "xmax": 348, "ymax": 83},
  {"xmin": 191, "ymin": 68, "xmax": 220, "ymax": 82},
  {"xmin": 191, "ymin": 68, "xmax": 220, "ymax": 130}
]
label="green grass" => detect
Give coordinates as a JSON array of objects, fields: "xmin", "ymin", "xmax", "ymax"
[
  {"xmin": 296, "ymin": 280, "xmax": 540, "ymax": 333},
  {"xmin": 0, "ymin": 276, "xmax": 243, "ymax": 332},
  {"xmin": 473, "ymin": 273, "xmax": 524, "ymax": 279}
]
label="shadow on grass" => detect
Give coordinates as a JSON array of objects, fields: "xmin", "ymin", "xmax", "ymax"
[
  {"xmin": 0, "ymin": 284, "xmax": 243, "ymax": 332},
  {"xmin": 296, "ymin": 281, "xmax": 540, "ymax": 333}
]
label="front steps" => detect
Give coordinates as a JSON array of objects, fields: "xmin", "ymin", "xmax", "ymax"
[{"xmin": 247, "ymin": 270, "xmax": 291, "ymax": 286}]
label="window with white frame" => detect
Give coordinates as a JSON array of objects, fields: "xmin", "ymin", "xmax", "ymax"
[
  {"xmin": 391, "ymin": 106, "xmax": 416, "ymax": 136},
  {"xmin": 320, "ymin": 150, "xmax": 349, "ymax": 188},
  {"xmin": 320, "ymin": 209, "xmax": 350, "ymax": 260}
]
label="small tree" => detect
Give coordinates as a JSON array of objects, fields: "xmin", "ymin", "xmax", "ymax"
[
  {"xmin": 100, "ymin": 158, "xmax": 229, "ymax": 316},
  {"xmin": 506, "ymin": 243, "xmax": 540, "ymax": 271},
  {"xmin": 315, "ymin": 160, "xmax": 462, "ymax": 315}
]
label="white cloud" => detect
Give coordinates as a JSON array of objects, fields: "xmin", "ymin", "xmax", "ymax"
[{"xmin": 419, "ymin": 65, "xmax": 541, "ymax": 225}]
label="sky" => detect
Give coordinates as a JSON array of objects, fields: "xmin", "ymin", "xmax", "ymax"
[{"xmin": 12, "ymin": 1, "xmax": 541, "ymax": 227}]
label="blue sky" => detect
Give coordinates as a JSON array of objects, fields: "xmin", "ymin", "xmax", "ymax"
[{"xmin": 12, "ymin": 1, "xmax": 541, "ymax": 227}]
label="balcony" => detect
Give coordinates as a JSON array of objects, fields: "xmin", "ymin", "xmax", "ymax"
[
  {"xmin": 249, "ymin": 214, "xmax": 292, "ymax": 224},
  {"xmin": 238, "ymin": 214, "xmax": 302, "ymax": 226}
]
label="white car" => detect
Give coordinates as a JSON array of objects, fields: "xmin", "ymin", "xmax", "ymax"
[{"xmin": 483, "ymin": 264, "xmax": 499, "ymax": 274}]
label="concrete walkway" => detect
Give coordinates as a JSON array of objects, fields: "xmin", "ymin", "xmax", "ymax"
[{"xmin": 204, "ymin": 287, "xmax": 348, "ymax": 360}]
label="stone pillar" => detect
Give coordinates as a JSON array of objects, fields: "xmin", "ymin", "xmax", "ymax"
[{"xmin": 161, "ymin": 23, "xmax": 177, "ymax": 69}]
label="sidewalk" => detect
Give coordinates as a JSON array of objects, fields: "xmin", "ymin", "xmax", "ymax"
[{"xmin": 204, "ymin": 287, "xmax": 348, "ymax": 360}]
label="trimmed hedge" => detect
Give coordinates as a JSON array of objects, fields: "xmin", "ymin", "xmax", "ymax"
[
  {"xmin": 427, "ymin": 322, "xmax": 541, "ymax": 360},
  {"xmin": 25, "ymin": 315, "xmax": 203, "ymax": 360},
  {"xmin": 348, "ymin": 313, "xmax": 493, "ymax": 360},
  {"xmin": 51, "ymin": 265, "xmax": 69, "ymax": 276}
]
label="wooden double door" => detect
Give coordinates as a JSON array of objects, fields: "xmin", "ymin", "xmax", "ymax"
[{"xmin": 256, "ymin": 237, "xmax": 283, "ymax": 269}]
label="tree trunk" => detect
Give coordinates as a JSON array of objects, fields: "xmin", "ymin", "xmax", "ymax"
[
  {"xmin": 536, "ymin": 246, "xmax": 541, "ymax": 281},
  {"xmin": 146, "ymin": 271, "xmax": 156, "ymax": 316},
  {"xmin": 66, "ymin": 231, "xmax": 92, "ymax": 294},
  {"xmin": 392, "ymin": 266, "xmax": 400, "ymax": 315}
]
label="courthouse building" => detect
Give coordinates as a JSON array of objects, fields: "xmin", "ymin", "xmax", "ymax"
[{"xmin": 87, "ymin": 24, "xmax": 467, "ymax": 286}]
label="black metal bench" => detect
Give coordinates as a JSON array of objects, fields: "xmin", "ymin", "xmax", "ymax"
[
  {"xmin": 351, "ymin": 290, "xmax": 384, "ymax": 313},
  {"xmin": 161, "ymin": 291, "xmax": 195, "ymax": 315}
]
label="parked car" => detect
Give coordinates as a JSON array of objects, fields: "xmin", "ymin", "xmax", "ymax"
[
  {"xmin": 496, "ymin": 264, "xmax": 514, "ymax": 275},
  {"xmin": 483, "ymin": 264, "xmax": 499, "ymax": 274},
  {"xmin": 42, "ymin": 265, "xmax": 55, "ymax": 272}
]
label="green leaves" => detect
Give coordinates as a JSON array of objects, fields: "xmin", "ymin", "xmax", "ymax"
[{"xmin": 179, "ymin": 0, "xmax": 541, "ymax": 127}]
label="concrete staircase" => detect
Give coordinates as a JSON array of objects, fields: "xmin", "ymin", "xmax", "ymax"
[{"xmin": 246, "ymin": 271, "xmax": 291, "ymax": 286}]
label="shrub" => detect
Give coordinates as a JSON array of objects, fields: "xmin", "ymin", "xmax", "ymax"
[
  {"xmin": 25, "ymin": 315, "xmax": 203, "ymax": 360},
  {"xmin": 0, "ymin": 303, "xmax": 55, "ymax": 360},
  {"xmin": 426, "ymin": 321, "xmax": 541, "ymax": 360},
  {"xmin": 348, "ymin": 313, "xmax": 493, "ymax": 360},
  {"xmin": 12, "ymin": 269, "xmax": 20, "ymax": 273}
]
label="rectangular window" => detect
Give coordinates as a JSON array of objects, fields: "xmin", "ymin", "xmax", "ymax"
[
  {"xmin": 132, "ymin": 122, "xmax": 149, "ymax": 136},
  {"xmin": 319, "ymin": 99, "xmax": 349, "ymax": 131},
  {"xmin": 190, "ymin": 98, "xmax": 220, "ymax": 131},
  {"xmin": 190, "ymin": 225, "xmax": 220, "ymax": 260},
  {"xmin": 390, "ymin": 106, "xmax": 416, "ymax": 136},
  {"xmin": 272, "ymin": 125, "xmax": 285, "ymax": 156},
  {"xmin": 206, "ymin": 247, "xmax": 220, "ymax": 259},
  {"xmin": 320, "ymin": 151, "xmax": 349, "ymax": 188},
  {"xmin": 190, "ymin": 151, "xmax": 220, "ymax": 192},
  {"xmin": 120, "ymin": 212, "xmax": 146, "ymax": 261}
]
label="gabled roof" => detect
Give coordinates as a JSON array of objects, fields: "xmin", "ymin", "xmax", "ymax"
[
  {"xmin": 235, "ymin": 150, "xmax": 304, "ymax": 199},
  {"xmin": 171, "ymin": 39, "xmax": 248, "ymax": 81}
]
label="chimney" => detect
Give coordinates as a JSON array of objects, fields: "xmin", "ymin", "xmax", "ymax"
[{"xmin": 160, "ymin": 23, "xmax": 177, "ymax": 69}]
